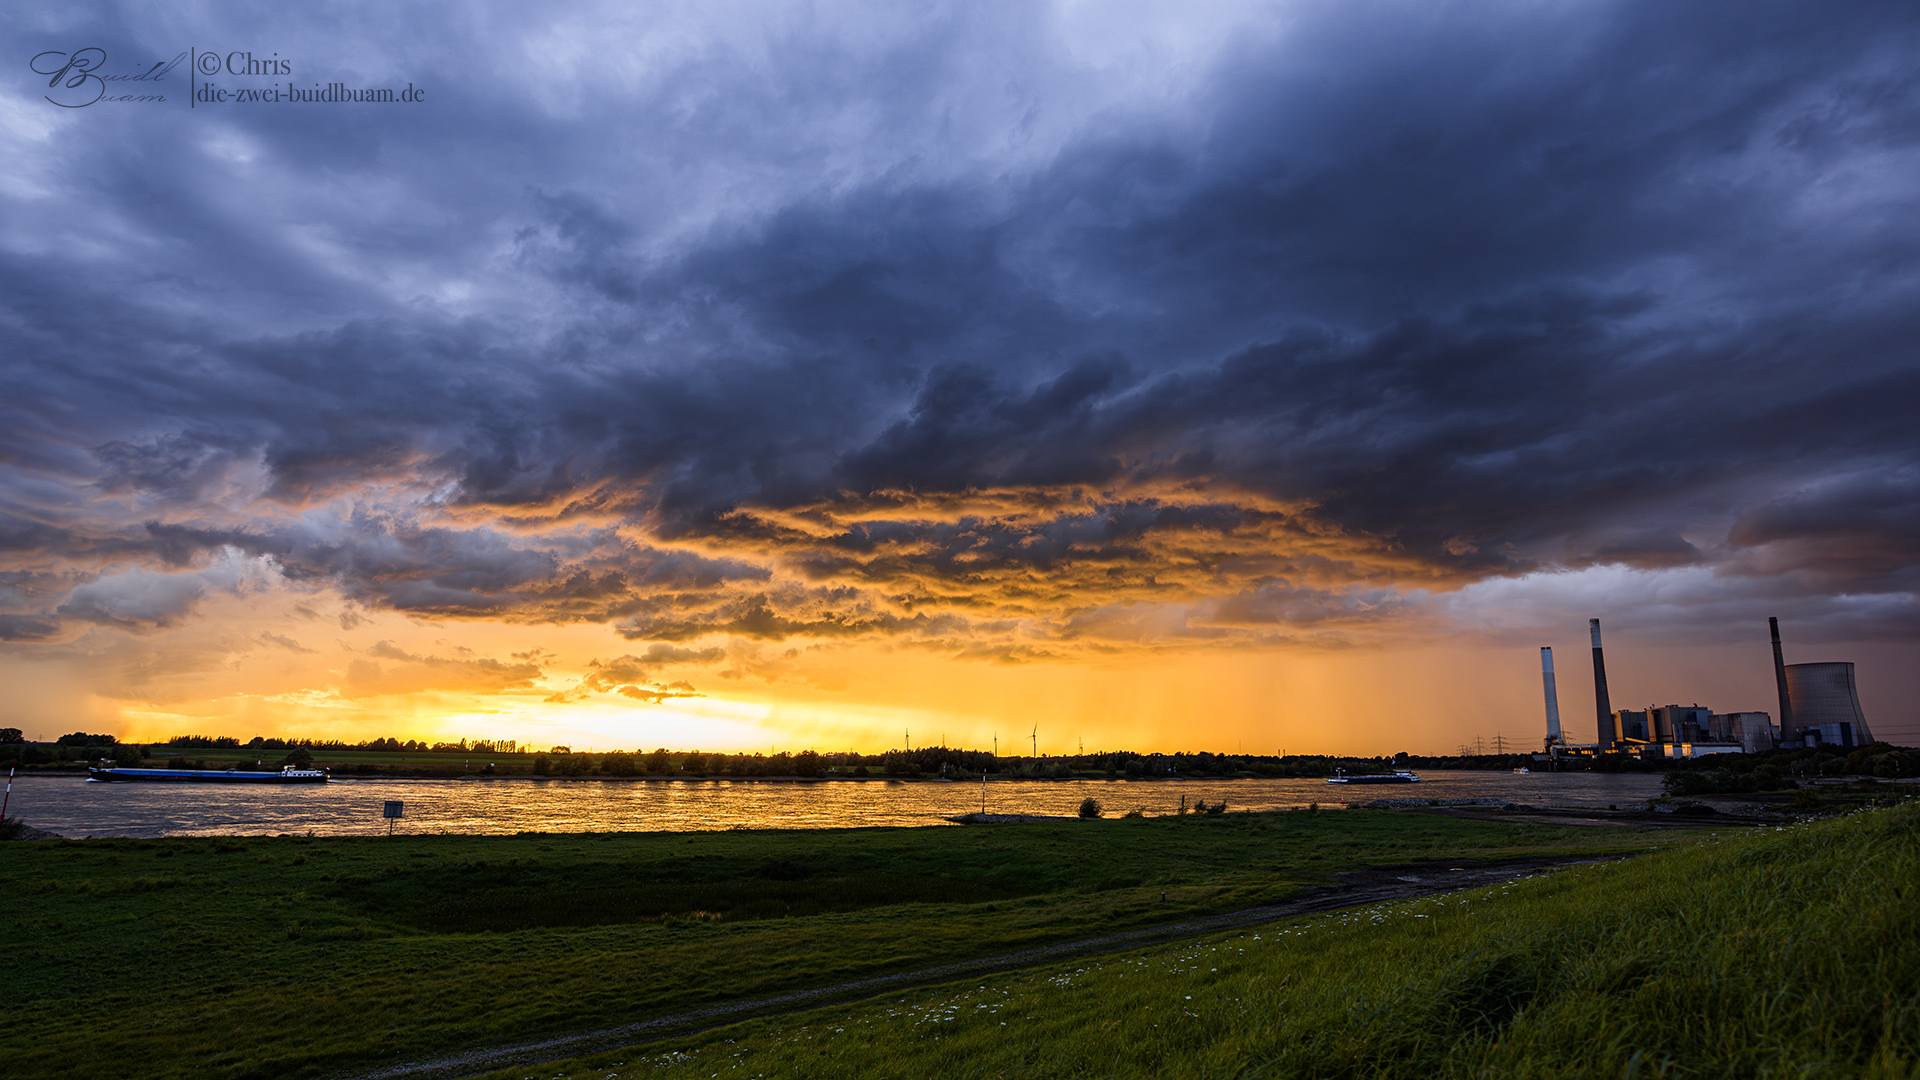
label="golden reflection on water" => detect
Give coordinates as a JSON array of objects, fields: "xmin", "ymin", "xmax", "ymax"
[{"xmin": 22, "ymin": 772, "xmax": 1668, "ymax": 838}]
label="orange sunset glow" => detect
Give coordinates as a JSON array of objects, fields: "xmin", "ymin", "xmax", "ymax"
[{"xmin": 4, "ymin": 2, "xmax": 1917, "ymax": 753}]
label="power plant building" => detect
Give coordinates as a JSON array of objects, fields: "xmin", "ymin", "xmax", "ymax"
[
  {"xmin": 1714, "ymin": 711, "xmax": 1777, "ymax": 754},
  {"xmin": 1653, "ymin": 705, "xmax": 1714, "ymax": 744},
  {"xmin": 1606, "ymin": 704, "xmax": 1746, "ymax": 757},
  {"xmin": 1526, "ymin": 618, "xmax": 1871, "ymax": 763},
  {"xmin": 1783, "ymin": 662, "xmax": 1873, "ymax": 747}
]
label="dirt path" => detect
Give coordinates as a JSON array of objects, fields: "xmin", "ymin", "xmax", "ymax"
[{"xmin": 336, "ymin": 853, "xmax": 1632, "ymax": 1080}]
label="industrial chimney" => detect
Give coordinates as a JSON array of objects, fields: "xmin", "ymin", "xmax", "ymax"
[
  {"xmin": 1591, "ymin": 619, "xmax": 1616, "ymax": 750},
  {"xmin": 1540, "ymin": 646, "xmax": 1563, "ymax": 750},
  {"xmin": 1770, "ymin": 617, "xmax": 1796, "ymax": 741}
]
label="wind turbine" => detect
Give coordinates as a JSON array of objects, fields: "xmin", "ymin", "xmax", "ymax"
[{"xmin": 1030, "ymin": 724, "xmax": 1038, "ymax": 758}]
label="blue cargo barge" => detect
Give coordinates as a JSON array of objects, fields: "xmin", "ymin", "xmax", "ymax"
[
  {"xmin": 87, "ymin": 766, "xmax": 329, "ymax": 784},
  {"xmin": 1325, "ymin": 768, "xmax": 1421, "ymax": 784}
]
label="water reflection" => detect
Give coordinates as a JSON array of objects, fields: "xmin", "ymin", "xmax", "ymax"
[{"xmin": 9, "ymin": 771, "xmax": 1669, "ymax": 839}]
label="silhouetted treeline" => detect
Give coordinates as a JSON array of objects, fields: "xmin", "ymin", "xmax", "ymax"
[
  {"xmin": 166, "ymin": 734, "xmax": 515, "ymax": 753},
  {"xmin": 2, "ymin": 732, "xmax": 145, "ymax": 767},
  {"xmin": 11, "ymin": 733, "xmax": 1913, "ymax": 779}
]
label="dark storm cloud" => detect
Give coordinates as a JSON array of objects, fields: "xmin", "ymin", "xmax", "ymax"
[
  {"xmin": 2, "ymin": 0, "xmax": 1917, "ymax": 651},
  {"xmin": 132, "ymin": 517, "xmax": 769, "ymax": 621},
  {"xmin": 0, "ymin": 614, "xmax": 63, "ymax": 643},
  {"xmin": 1727, "ymin": 469, "xmax": 1920, "ymax": 587}
]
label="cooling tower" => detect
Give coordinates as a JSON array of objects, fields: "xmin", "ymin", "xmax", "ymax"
[
  {"xmin": 1590, "ymin": 619, "xmax": 1615, "ymax": 750},
  {"xmin": 1541, "ymin": 646, "xmax": 1563, "ymax": 747},
  {"xmin": 1783, "ymin": 662, "xmax": 1874, "ymax": 746}
]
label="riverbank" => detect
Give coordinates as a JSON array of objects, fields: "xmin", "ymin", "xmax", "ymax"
[
  {"xmin": 486, "ymin": 802, "xmax": 1920, "ymax": 1080},
  {"xmin": 353, "ymin": 854, "xmax": 1636, "ymax": 1080},
  {"xmin": 0, "ymin": 807, "xmax": 1698, "ymax": 1080}
]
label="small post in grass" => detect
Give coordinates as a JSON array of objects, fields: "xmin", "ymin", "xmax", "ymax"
[
  {"xmin": 383, "ymin": 800, "xmax": 404, "ymax": 835},
  {"xmin": 981, "ymin": 770, "xmax": 987, "ymax": 816},
  {"xmin": 2, "ymin": 764, "xmax": 13, "ymax": 823}
]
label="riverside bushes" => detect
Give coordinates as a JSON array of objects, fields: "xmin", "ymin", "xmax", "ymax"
[{"xmin": 1663, "ymin": 763, "xmax": 1793, "ymax": 796}]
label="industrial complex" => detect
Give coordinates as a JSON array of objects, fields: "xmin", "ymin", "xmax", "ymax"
[{"xmin": 1534, "ymin": 618, "xmax": 1875, "ymax": 764}]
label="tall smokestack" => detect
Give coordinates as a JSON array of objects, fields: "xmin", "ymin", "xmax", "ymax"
[
  {"xmin": 1770, "ymin": 617, "xmax": 1795, "ymax": 741},
  {"xmin": 1591, "ymin": 619, "xmax": 1615, "ymax": 750},
  {"xmin": 1540, "ymin": 646, "xmax": 1563, "ymax": 748}
]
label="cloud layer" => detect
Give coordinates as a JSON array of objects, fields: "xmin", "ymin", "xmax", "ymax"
[{"xmin": 4, "ymin": 1, "xmax": 1917, "ymax": 711}]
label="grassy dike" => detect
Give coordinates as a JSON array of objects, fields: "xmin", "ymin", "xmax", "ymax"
[
  {"xmin": 3, "ymin": 811, "xmax": 1696, "ymax": 1080},
  {"xmin": 484, "ymin": 804, "xmax": 1920, "ymax": 1080}
]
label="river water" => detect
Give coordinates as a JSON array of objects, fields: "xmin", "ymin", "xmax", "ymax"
[{"xmin": 5, "ymin": 770, "xmax": 1668, "ymax": 838}]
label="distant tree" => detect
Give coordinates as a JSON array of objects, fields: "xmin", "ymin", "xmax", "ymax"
[
  {"xmin": 56, "ymin": 732, "xmax": 117, "ymax": 747},
  {"xmin": 532, "ymin": 755, "xmax": 551, "ymax": 775},
  {"xmin": 0, "ymin": 728, "xmax": 24, "ymax": 744},
  {"xmin": 280, "ymin": 747, "xmax": 315, "ymax": 768},
  {"xmin": 644, "ymin": 748, "xmax": 672, "ymax": 774},
  {"xmin": 681, "ymin": 751, "xmax": 708, "ymax": 775},
  {"xmin": 1079, "ymin": 797, "xmax": 1103, "ymax": 818},
  {"xmin": 603, "ymin": 750, "xmax": 637, "ymax": 777},
  {"xmin": 793, "ymin": 750, "xmax": 823, "ymax": 777}
]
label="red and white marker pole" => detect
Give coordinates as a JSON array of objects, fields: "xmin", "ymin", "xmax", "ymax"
[{"xmin": 2, "ymin": 765, "xmax": 13, "ymax": 823}]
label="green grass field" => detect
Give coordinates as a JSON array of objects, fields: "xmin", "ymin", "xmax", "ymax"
[
  {"xmin": 483, "ymin": 804, "xmax": 1920, "ymax": 1080},
  {"xmin": 0, "ymin": 810, "xmax": 1677, "ymax": 1079}
]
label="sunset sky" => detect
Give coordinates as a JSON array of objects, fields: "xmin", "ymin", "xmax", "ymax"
[{"xmin": 4, "ymin": 1, "xmax": 1917, "ymax": 754}]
